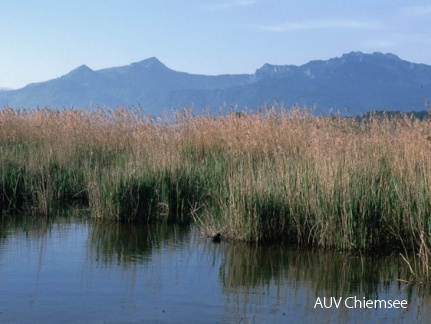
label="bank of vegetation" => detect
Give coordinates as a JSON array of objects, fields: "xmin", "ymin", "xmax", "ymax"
[{"xmin": 1, "ymin": 106, "xmax": 431, "ymax": 258}]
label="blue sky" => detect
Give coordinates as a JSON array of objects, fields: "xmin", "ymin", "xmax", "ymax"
[{"xmin": 1, "ymin": 0, "xmax": 431, "ymax": 89}]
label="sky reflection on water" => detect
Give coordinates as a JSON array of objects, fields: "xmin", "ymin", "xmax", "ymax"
[{"xmin": 0, "ymin": 215, "xmax": 430, "ymax": 323}]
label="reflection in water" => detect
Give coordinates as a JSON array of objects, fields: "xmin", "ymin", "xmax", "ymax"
[
  {"xmin": 220, "ymin": 244, "xmax": 400, "ymax": 296},
  {"xmin": 1, "ymin": 215, "xmax": 431, "ymax": 323},
  {"xmin": 88, "ymin": 220, "xmax": 190, "ymax": 267},
  {"xmin": 218, "ymin": 243, "xmax": 431, "ymax": 322}
]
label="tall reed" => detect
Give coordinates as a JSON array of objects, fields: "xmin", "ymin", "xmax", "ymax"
[{"xmin": 1, "ymin": 106, "xmax": 431, "ymax": 256}]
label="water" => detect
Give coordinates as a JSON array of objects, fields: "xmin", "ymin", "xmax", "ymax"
[{"xmin": 1, "ymin": 215, "xmax": 430, "ymax": 323}]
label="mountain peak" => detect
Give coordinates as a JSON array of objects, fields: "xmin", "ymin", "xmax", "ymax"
[
  {"xmin": 342, "ymin": 51, "xmax": 365, "ymax": 58},
  {"xmin": 339, "ymin": 51, "xmax": 401, "ymax": 62},
  {"xmin": 62, "ymin": 64, "xmax": 96, "ymax": 79},
  {"xmin": 371, "ymin": 52, "xmax": 400, "ymax": 60},
  {"xmin": 254, "ymin": 63, "xmax": 293, "ymax": 79},
  {"xmin": 131, "ymin": 57, "xmax": 167, "ymax": 70},
  {"xmin": 60, "ymin": 64, "xmax": 106, "ymax": 86},
  {"xmin": 70, "ymin": 64, "xmax": 94, "ymax": 73}
]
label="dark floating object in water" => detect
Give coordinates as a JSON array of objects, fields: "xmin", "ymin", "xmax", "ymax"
[{"xmin": 212, "ymin": 233, "xmax": 221, "ymax": 243}]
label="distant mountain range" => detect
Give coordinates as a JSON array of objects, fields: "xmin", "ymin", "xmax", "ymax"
[{"xmin": 1, "ymin": 52, "xmax": 430, "ymax": 116}]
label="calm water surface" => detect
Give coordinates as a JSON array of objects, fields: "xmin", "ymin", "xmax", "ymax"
[{"xmin": 1, "ymin": 215, "xmax": 430, "ymax": 323}]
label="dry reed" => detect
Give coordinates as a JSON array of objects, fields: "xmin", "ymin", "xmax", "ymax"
[{"xmin": 1, "ymin": 106, "xmax": 431, "ymax": 258}]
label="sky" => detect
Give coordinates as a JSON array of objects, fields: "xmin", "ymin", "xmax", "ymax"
[{"xmin": 1, "ymin": 0, "xmax": 431, "ymax": 89}]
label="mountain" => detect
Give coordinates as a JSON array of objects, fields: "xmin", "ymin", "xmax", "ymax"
[{"xmin": 0, "ymin": 52, "xmax": 430, "ymax": 116}]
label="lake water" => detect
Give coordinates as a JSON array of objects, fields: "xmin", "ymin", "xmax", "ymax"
[{"xmin": 1, "ymin": 214, "xmax": 430, "ymax": 323}]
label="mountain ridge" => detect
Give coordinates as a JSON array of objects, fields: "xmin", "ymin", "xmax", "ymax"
[{"xmin": 0, "ymin": 51, "xmax": 430, "ymax": 116}]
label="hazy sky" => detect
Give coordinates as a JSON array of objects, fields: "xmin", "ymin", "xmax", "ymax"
[{"xmin": 1, "ymin": 0, "xmax": 431, "ymax": 89}]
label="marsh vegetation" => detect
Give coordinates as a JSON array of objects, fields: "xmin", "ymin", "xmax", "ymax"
[{"xmin": 1, "ymin": 106, "xmax": 431, "ymax": 267}]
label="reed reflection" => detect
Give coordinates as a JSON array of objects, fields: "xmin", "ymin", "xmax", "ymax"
[
  {"xmin": 87, "ymin": 221, "xmax": 190, "ymax": 267},
  {"xmin": 217, "ymin": 243, "xmax": 431, "ymax": 321}
]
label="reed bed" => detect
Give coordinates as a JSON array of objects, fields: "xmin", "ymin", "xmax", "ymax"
[{"xmin": 1, "ymin": 106, "xmax": 431, "ymax": 256}]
